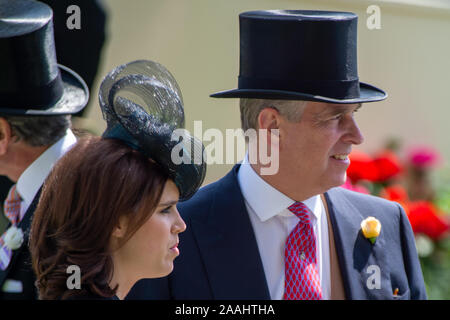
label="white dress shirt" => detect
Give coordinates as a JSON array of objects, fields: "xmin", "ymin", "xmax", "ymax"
[
  {"xmin": 237, "ymin": 154, "xmax": 331, "ymax": 300},
  {"xmin": 16, "ymin": 129, "xmax": 77, "ymax": 219}
]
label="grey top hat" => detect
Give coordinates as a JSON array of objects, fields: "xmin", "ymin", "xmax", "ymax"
[{"xmin": 0, "ymin": 0, "xmax": 88, "ymax": 115}]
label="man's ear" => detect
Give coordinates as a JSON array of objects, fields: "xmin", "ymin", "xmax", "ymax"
[
  {"xmin": 257, "ymin": 107, "xmax": 280, "ymax": 131},
  {"xmin": 256, "ymin": 108, "xmax": 281, "ymax": 157},
  {"xmin": 0, "ymin": 117, "xmax": 12, "ymax": 156}
]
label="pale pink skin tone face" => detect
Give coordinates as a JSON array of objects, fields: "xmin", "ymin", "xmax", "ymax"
[
  {"xmin": 0, "ymin": 118, "xmax": 48, "ymax": 182},
  {"xmin": 260, "ymin": 102, "xmax": 364, "ymax": 201},
  {"xmin": 111, "ymin": 179, "xmax": 186, "ymax": 299}
]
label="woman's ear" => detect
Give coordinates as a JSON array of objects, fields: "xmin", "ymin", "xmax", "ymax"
[
  {"xmin": 112, "ymin": 216, "xmax": 128, "ymax": 239},
  {"xmin": 0, "ymin": 118, "xmax": 12, "ymax": 156}
]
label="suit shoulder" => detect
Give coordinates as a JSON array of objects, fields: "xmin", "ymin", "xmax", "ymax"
[
  {"xmin": 327, "ymin": 187, "xmax": 410, "ymax": 242},
  {"xmin": 177, "ymin": 178, "xmax": 221, "ymax": 218},
  {"xmin": 327, "ymin": 187, "xmax": 403, "ymax": 213}
]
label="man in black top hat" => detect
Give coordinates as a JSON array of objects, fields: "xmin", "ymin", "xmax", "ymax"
[
  {"xmin": 0, "ymin": 0, "xmax": 107, "ymax": 214},
  {"xmin": 135, "ymin": 10, "xmax": 427, "ymax": 300},
  {"xmin": 39, "ymin": 0, "xmax": 107, "ymax": 117},
  {"xmin": 0, "ymin": 0, "xmax": 88, "ymax": 299}
]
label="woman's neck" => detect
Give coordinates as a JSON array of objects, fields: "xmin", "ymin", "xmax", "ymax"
[{"xmin": 109, "ymin": 258, "xmax": 138, "ymax": 300}]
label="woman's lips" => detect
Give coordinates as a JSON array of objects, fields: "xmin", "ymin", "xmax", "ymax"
[{"xmin": 170, "ymin": 243, "xmax": 179, "ymax": 255}]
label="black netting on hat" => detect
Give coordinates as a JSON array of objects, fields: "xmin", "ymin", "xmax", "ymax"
[{"xmin": 98, "ymin": 60, "xmax": 206, "ymax": 200}]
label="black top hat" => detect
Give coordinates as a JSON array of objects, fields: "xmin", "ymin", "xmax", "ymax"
[
  {"xmin": 0, "ymin": 0, "xmax": 88, "ymax": 115},
  {"xmin": 99, "ymin": 60, "xmax": 207, "ymax": 201},
  {"xmin": 211, "ymin": 10, "xmax": 387, "ymax": 104}
]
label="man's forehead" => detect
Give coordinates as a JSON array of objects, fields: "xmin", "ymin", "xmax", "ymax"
[{"xmin": 311, "ymin": 102, "xmax": 362, "ymax": 114}]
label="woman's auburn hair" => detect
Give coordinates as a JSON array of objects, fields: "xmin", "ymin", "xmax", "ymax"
[{"xmin": 30, "ymin": 135, "xmax": 168, "ymax": 300}]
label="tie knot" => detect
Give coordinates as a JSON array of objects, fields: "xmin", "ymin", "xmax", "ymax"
[
  {"xmin": 287, "ymin": 201, "xmax": 311, "ymax": 225},
  {"xmin": 3, "ymin": 184, "xmax": 21, "ymax": 224}
]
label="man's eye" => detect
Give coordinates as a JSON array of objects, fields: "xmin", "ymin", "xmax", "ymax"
[{"xmin": 331, "ymin": 114, "xmax": 342, "ymax": 120}]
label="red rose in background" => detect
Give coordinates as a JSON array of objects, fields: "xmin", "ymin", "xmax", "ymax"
[
  {"xmin": 406, "ymin": 201, "xmax": 449, "ymax": 240},
  {"xmin": 347, "ymin": 150, "xmax": 378, "ymax": 183},
  {"xmin": 380, "ymin": 185, "xmax": 409, "ymax": 202},
  {"xmin": 379, "ymin": 185, "xmax": 410, "ymax": 214},
  {"xmin": 372, "ymin": 150, "xmax": 402, "ymax": 182}
]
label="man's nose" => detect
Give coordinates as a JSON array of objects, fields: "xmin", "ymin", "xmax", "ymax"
[{"xmin": 346, "ymin": 117, "xmax": 364, "ymax": 145}]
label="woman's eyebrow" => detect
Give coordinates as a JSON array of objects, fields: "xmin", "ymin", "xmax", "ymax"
[{"xmin": 158, "ymin": 200, "xmax": 178, "ymax": 207}]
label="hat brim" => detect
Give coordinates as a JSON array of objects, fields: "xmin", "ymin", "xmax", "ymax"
[
  {"xmin": 0, "ymin": 64, "xmax": 89, "ymax": 115},
  {"xmin": 210, "ymin": 82, "xmax": 387, "ymax": 104}
]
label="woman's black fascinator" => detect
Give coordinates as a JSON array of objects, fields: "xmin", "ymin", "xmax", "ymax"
[{"xmin": 99, "ymin": 60, "xmax": 206, "ymax": 200}]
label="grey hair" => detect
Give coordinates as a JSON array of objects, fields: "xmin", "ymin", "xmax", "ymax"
[
  {"xmin": 4, "ymin": 115, "xmax": 71, "ymax": 147},
  {"xmin": 239, "ymin": 98, "xmax": 307, "ymax": 131}
]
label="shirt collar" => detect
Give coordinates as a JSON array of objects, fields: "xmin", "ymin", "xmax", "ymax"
[
  {"xmin": 237, "ymin": 153, "xmax": 321, "ymax": 222},
  {"xmin": 17, "ymin": 129, "xmax": 77, "ymax": 208}
]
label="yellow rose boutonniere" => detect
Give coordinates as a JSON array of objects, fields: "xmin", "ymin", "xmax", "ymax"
[{"xmin": 361, "ymin": 216, "xmax": 381, "ymax": 244}]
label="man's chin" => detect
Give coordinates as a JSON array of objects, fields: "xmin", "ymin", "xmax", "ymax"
[{"xmin": 324, "ymin": 175, "xmax": 347, "ymax": 191}]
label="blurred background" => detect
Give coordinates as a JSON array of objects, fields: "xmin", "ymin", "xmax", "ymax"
[{"xmin": 1, "ymin": 0, "xmax": 449, "ymax": 299}]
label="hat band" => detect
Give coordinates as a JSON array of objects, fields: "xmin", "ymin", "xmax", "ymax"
[
  {"xmin": 238, "ymin": 76, "xmax": 360, "ymax": 99},
  {"xmin": 0, "ymin": 73, "xmax": 64, "ymax": 110},
  {"xmin": 103, "ymin": 122, "xmax": 174, "ymax": 177},
  {"xmin": 103, "ymin": 123, "xmax": 142, "ymax": 154}
]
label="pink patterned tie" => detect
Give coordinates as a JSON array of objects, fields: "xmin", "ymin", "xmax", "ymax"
[
  {"xmin": 0, "ymin": 185, "xmax": 22, "ymax": 270},
  {"xmin": 283, "ymin": 201, "xmax": 322, "ymax": 300}
]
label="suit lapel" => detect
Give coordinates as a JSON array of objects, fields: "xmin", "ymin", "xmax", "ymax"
[
  {"xmin": 321, "ymin": 194, "xmax": 346, "ymax": 299},
  {"xmin": 0, "ymin": 189, "xmax": 41, "ymax": 288},
  {"xmin": 325, "ymin": 189, "xmax": 390, "ymax": 299},
  {"xmin": 190, "ymin": 165, "xmax": 270, "ymax": 299}
]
